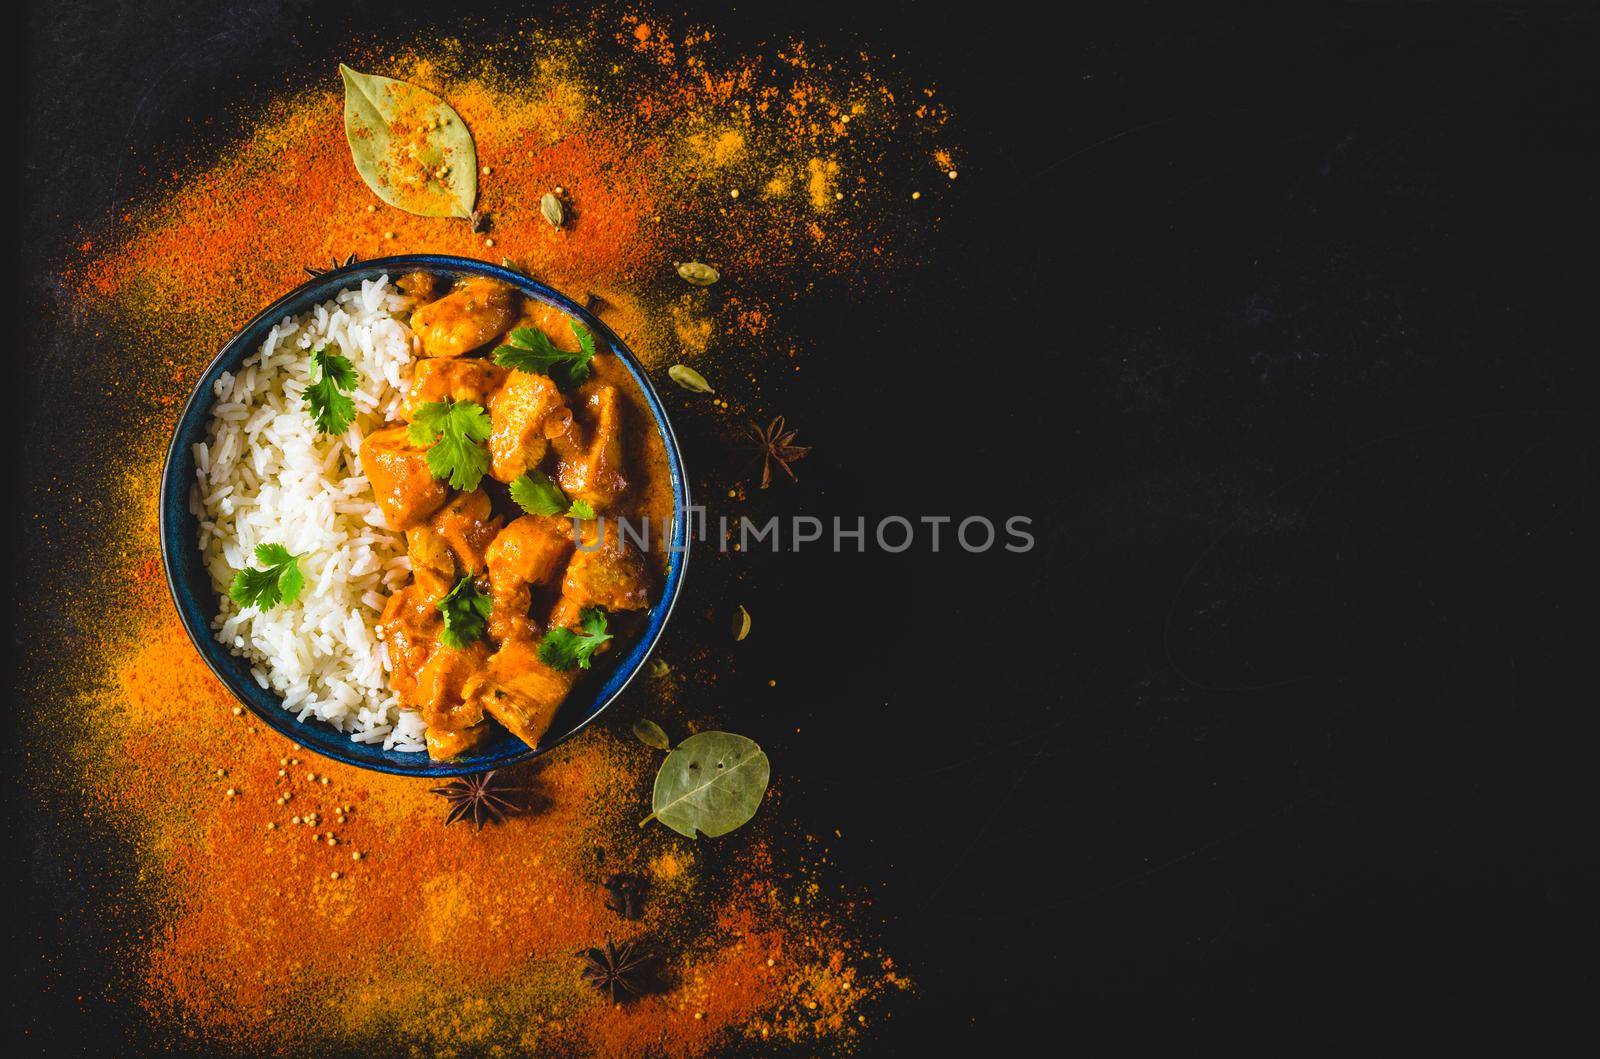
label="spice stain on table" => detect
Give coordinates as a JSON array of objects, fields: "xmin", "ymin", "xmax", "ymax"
[{"xmin": 42, "ymin": 8, "xmax": 944, "ymax": 1054}]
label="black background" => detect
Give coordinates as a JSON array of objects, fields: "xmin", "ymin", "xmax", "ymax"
[{"xmin": 12, "ymin": 0, "xmax": 1598, "ymax": 1052}]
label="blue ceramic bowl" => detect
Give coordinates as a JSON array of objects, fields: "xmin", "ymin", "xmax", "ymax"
[{"xmin": 159, "ymin": 255, "xmax": 690, "ymax": 776}]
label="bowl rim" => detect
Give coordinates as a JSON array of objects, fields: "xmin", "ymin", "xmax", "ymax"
[{"xmin": 158, "ymin": 254, "xmax": 691, "ymax": 776}]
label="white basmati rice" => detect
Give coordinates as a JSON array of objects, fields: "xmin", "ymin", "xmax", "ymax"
[{"xmin": 191, "ymin": 276, "xmax": 428, "ymax": 752}]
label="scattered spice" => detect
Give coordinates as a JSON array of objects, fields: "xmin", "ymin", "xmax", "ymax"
[
  {"xmin": 667, "ymin": 364, "xmax": 714, "ymax": 394},
  {"xmin": 340, "ymin": 64, "xmax": 477, "ymax": 219},
  {"xmin": 303, "ymin": 252, "xmax": 360, "ymax": 277},
  {"xmin": 675, "ymin": 261, "xmax": 720, "ymax": 286},
  {"xmin": 578, "ymin": 939, "xmax": 653, "ymax": 1002},
  {"xmin": 428, "ymin": 769, "xmax": 527, "ymax": 829},
  {"xmin": 746, "ymin": 415, "xmax": 811, "ymax": 488},
  {"xmin": 600, "ymin": 872, "xmax": 645, "ymax": 919},
  {"xmin": 631, "ymin": 717, "xmax": 672, "ymax": 750},
  {"xmin": 541, "ymin": 191, "xmax": 565, "ymax": 229},
  {"xmin": 40, "ymin": 12, "xmax": 946, "ymax": 1053}
]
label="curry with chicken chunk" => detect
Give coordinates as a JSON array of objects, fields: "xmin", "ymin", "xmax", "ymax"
[{"xmin": 361, "ymin": 271, "xmax": 673, "ymax": 760}]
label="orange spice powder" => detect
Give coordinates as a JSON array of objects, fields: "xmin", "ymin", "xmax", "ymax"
[{"xmin": 42, "ymin": 10, "xmax": 949, "ymax": 1053}]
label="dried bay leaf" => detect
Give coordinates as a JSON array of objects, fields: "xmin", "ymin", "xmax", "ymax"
[
  {"xmin": 676, "ymin": 261, "xmax": 720, "ymax": 286},
  {"xmin": 632, "ymin": 718, "xmax": 672, "ymax": 751},
  {"xmin": 667, "ymin": 365, "xmax": 714, "ymax": 394},
  {"xmin": 341, "ymin": 64, "xmax": 477, "ymax": 219},
  {"xmin": 641, "ymin": 732, "xmax": 770, "ymax": 838}
]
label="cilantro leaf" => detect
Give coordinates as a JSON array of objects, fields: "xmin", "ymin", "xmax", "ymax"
[
  {"xmin": 304, "ymin": 345, "xmax": 358, "ymax": 435},
  {"xmin": 228, "ymin": 543, "xmax": 304, "ymax": 611},
  {"xmin": 437, "ymin": 576, "xmax": 492, "ymax": 649},
  {"xmin": 408, "ymin": 398, "xmax": 492, "ymax": 491},
  {"xmin": 570, "ymin": 319, "xmax": 597, "ymax": 362},
  {"xmin": 538, "ymin": 606, "xmax": 612, "ymax": 671},
  {"xmin": 509, "ymin": 469, "xmax": 569, "ymax": 516},
  {"xmin": 509, "ymin": 470, "xmax": 595, "ymax": 519},
  {"xmin": 492, "ymin": 320, "xmax": 596, "ymax": 389}
]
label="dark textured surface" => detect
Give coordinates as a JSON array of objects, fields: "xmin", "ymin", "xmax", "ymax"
[{"xmin": 12, "ymin": 0, "xmax": 1598, "ymax": 1051}]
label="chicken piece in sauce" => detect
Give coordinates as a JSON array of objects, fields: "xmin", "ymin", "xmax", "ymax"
[
  {"xmin": 396, "ymin": 270, "xmax": 442, "ymax": 301},
  {"xmin": 514, "ymin": 300, "xmax": 587, "ymax": 352},
  {"xmin": 414, "ymin": 641, "xmax": 489, "ymax": 733},
  {"xmin": 462, "ymin": 634, "xmax": 577, "ymax": 750},
  {"xmin": 562, "ymin": 520, "xmax": 650, "ymax": 611},
  {"xmin": 425, "ymin": 723, "xmax": 492, "ymax": 761},
  {"xmin": 550, "ymin": 384, "xmax": 630, "ymax": 510},
  {"xmin": 405, "ymin": 525, "xmax": 456, "ymax": 604},
  {"xmin": 487, "ymin": 371, "xmax": 567, "ymax": 483},
  {"xmin": 365, "ymin": 270, "xmax": 664, "ymax": 760},
  {"xmin": 362, "ymin": 425, "xmax": 450, "ymax": 530},
  {"xmin": 431, "ymin": 489, "xmax": 501, "ymax": 575},
  {"xmin": 410, "ymin": 276, "xmax": 517, "ymax": 358},
  {"xmin": 484, "ymin": 515, "xmax": 573, "ymax": 642},
  {"xmin": 400, "ymin": 358, "xmax": 508, "ymax": 421},
  {"xmin": 377, "ymin": 586, "xmax": 443, "ymax": 705}
]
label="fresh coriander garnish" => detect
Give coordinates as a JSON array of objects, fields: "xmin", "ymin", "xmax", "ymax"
[
  {"xmin": 407, "ymin": 398, "xmax": 492, "ymax": 491},
  {"xmin": 538, "ymin": 606, "xmax": 611, "ymax": 670},
  {"xmin": 508, "ymin": 469, "xmax": 567, "ymax": 515},
  {"xmin": 228, "ymin": 543, "xmax": 305, "ymax": 611},
  {"xmin": 304, "ymin": 344, "xmax": 358, "ymax": 435},
  {"xmin": 509, "ymin": 469, "xmax": 595, "ymax": 519},
  {"xmin": 493, "ymin": 321, "xmax": 596, "ymax": 389},
  {"xmin": 437, "ymin": 576, "xmax": 492, "ymax": 649}
]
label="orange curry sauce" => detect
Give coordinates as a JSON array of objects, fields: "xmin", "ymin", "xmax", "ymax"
[{"xmin": 365, "ymin": 271, "xmax": 674, "ymax": 760}]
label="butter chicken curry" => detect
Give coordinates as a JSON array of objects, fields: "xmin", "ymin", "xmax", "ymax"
[{"xmin": 363, "ymin": 272, "xmax": 671, "ymax": 761}]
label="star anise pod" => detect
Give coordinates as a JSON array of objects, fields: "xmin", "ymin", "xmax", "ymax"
[
  {"xmin": 579, "ymin": 939, "xmax": 653, "ymax": 1002},
  {"xmin": 601, "ymin": 873, "xmax": 644, "ymax": 919},
  {"xmin": 303, "ymin": 252, "xmax": 359, "ymax": 277},
  {"xmin": 746, "ymin": 415, "xmax": 811, "ymax": 489},
  {"xmin": 428, "ymin": 770, "xmax": 527, "ymax": 829}
]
